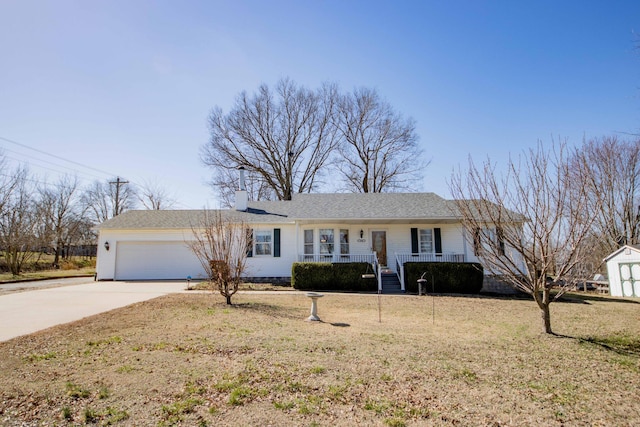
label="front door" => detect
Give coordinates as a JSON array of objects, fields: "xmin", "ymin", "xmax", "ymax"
[{"xmin": 372, "ymin": 231, "xmax": 387, "ymax": 266}]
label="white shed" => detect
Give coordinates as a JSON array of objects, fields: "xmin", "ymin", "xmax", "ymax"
[{"xmin": 605, "ymin": 245, "xmax": 640, "ymax": 297}]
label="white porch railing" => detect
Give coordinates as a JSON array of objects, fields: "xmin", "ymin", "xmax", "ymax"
[
  {"xmin": 297, "ymin": 253, "xmax": 377, "ymax": 263},
  {"xmin": 396, "ymin": 253, "xmax": 466, "ymax": 291}
]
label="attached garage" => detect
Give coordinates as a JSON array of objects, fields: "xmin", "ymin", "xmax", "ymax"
[
  {"xmin": 605, "ymin": 245, "xmax": 640, "ymax": 297},
  {"xmin": 114, "ymin": 241, "xmax": 205, "ymax": 280}
]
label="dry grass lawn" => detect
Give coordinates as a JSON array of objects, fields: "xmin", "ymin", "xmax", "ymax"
[{"xmin": 0, "ymin": 291, "xmax": 639, "ymax": 426}]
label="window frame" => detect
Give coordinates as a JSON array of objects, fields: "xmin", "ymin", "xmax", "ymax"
[
  {"xmin": 319, "ymin": 228, "xmax": 335, "ymax": 255},
  {"xmin": 303, "ymin": 229, "xmax": 314, "ymax": 255},
  {"xmin": 418, "ymin": 228, "xmax": 434, "ymax": 254},
  {"xmin": 339, "ymin": 229, "xmax": 349, "ymax": 255},
  {"xmin": 253, "ymin": 229, "xmax": 273, "ymax": 256}
]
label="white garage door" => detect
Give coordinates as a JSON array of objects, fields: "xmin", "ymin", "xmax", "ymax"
[{"xmin": 115, "ymin": 241, "xmax": 205, "ymax": 280}]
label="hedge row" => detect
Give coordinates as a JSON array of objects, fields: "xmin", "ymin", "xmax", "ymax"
[
  {"xmin": 291, "ymin": 262, "xmax": 377, "ymax": 292},
  {"xmin": 403, "ymin": 262, "xmax": 484, "ymax": 294}
]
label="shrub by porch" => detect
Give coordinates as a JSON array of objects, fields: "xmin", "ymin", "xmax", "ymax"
[
  {"xmin": 404, "ymin": 262, "xmax": 484, "ymax": 294},
  {"xmin": 291, "ymin": 262, "xmax": 377, "ymax": 291}
]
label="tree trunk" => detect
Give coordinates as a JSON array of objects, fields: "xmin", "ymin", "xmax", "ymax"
[
  {"xmin": 534, "ymin": 289, "xmax": 553, "ymax": 334},
  {"xmin": 53, "ymin": 246, "xmax": 61, "ymax": 268},
  {"xmin": 226, "ymin": 294, "xmax": 232, "ymax": 305},
  {"xmin": 540, "ymin": 302, "xmax": 552, "ymax": 334}
]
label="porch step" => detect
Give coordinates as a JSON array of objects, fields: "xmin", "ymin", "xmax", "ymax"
[{"xmin": 381, "ymin": 272, "xmax": 403, "ymax": 294}]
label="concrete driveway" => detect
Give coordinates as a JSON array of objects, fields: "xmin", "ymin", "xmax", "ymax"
[{"xmin": 0, "ymin": 279, "xmax": 190, "ymax": 342}]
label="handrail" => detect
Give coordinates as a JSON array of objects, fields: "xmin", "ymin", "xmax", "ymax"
[
  {"xmin": 373, "ymin": 251, "xmax": 381, "ymax": 292},
  {"xmin": 396, "ymin": 253, "xmax": 465, "ymax": 264},
  {"xmin": 396, "ymin": 256, "xmax": 405, "ymax": 291}
]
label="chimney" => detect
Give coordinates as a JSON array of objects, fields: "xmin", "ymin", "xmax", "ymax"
[{"xmin": 235, "ymin": 166, "xmax": 248, "ymax": 211}]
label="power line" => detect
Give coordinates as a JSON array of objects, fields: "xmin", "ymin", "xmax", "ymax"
[
  {"xmin": 1, "ymin": 135, "xmax": 200, "ymax": 210},
  {"xmin": 3, "ymin": 152, "xmax": 106, "ymax": 182},
  {"xmin": 0, "ymin": 135, "xmax": 117, "ymax": 177}
]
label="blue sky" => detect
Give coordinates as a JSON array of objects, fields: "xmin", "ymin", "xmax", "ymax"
[{"xmin": 1, "ymin": 0, "xmax": 638, "ymax": 209}]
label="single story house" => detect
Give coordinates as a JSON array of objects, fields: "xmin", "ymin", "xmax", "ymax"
[
  {"xmin": 605, "ymin": 244, "xmax": 640, "ymax": 297},
  {"xmin": 96, "ymin": 190, "xmax": 522, "ymax": 292}
]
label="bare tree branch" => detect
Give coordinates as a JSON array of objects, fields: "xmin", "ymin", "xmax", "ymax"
[
  {"xmin": 136, "ymin": 180, "xmax": 177, "ymax": 210},
  {"xmin": 38, "ymin": 175, "xmax": 82, "ymax": 267},
  {"xmin": 335, "ymin": 87, "xmax": 424, "ymax": 192},
  {"xmin": 570, "ymin": 136, "xmax": 640, "ymax": 258},
  {"xmin": 202, "ymin": 78, "xmax": 341, "ymax": 201},
  {"xmin": 187, "ymin": 210, "xmax": 249, "ymax": 305},
  {"xmin": 450, "ymin": 140, "xmax": 600, "ymax": 334},
  {"xmin": 0, "ymin": 167, "xmax": 41, "ymax": 275}
]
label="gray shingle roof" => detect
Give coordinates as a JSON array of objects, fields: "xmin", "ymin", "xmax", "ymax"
[{"xmin": 97, "ymin": 193, "xmax": 461, "ymax": 229}]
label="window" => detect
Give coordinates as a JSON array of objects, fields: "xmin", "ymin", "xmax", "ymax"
[
  {"xmin": 254, "ymin": 230, "xmax": 272, "ymax": 256},
  {"xmin": 304, "ymin": 230, "xmax": 314, "ymax": 255},
  {"xmin": 340, "ymin": 229, "xmax": 349, "ymax": 255},
  {"xmin": 319, "ymin": 229, "xmax": 334, "ymax": 255},
  {"xmin": 419, "ymin": 229, "xmax": 433, "ymax": 253}
]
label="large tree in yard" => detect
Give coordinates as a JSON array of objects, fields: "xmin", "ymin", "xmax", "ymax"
[
  {"xmin": 335, "ymin": 87, "xmax": 423, "ymax": 193},
  {"xmin": 450, "ymin": 141, "xmax": 600, "ymax": 334},
  {"xmin": 188, "ymin": 210, "xmax": 250, "ymax": 305},
  {"xmin": 202, "ymin": 78, "xmax": 340, "ymax": 203}
]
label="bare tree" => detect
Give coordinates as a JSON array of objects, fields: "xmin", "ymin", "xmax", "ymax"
[
  {"xmin": 0, "ymin": 167, "xmax": 42, "ymax": 275},
  {"xmin": 570, "ymin": 136, "xmax": 640, "ymax": 255},
  {"xmin": 0, "ymin": 152, "xmax": 21, "ymax": 216},
  {"xmin": 335, "ymin": 87, "xmax": 423, "ymax": 192},
  {"xmin": 136, "ymin": 180, "xmax": 177, "ymax": 210},
  {"xmin": 188, "ymin": 210, "xmax": 249, "ymax": 305},
  {"xmin": 82, "ymin": 178, "xmax": 135, "ymax": 223},
  {"xmin": 450, "ymin": 141, "xmax": 599, "ymax": 334},
  {"xmin": 208, "ymin": 167, "xmax": 275, "ymax": 208},
  {"xmin": 38, "ymin": 175, "xmax": 83, "ymax": 267},
  {"xmin": 202, "ymin": 78, "xmax": 341, "ymax": 201}
]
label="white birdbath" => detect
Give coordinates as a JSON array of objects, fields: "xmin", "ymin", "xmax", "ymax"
[{"xmin": 305, "ymin": 292, "xmax": 324, "ymax": 321}]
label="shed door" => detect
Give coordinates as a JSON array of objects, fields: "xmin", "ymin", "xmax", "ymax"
[
  {"xmin": 619, "ymin": 263, "xmax": 640, "ymax": 297},
  {"xmin": 115, "ymin": 241, "xmax": 204, "ymax": 280}
]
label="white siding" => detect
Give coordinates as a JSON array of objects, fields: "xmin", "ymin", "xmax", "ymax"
[
  {"xmin": 606, "ymin": 247, "xmax": 640, "ymax": 297},
  {"xmin": 295, "ymin": 223, "xmax": 466, "ymax": 272},
  {"xmin": 97, "ymin": 225, "xmax": 297, "ymax": 281}
]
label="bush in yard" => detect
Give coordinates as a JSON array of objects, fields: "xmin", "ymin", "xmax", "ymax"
[
  {"xmin": 404, "ymin": 262, "xmax": 483, "ymax": 294},
  {"xmin": 291, "ymin": 263, "xmax": 333, "ymax": 290},
  {"xmin": 291, "ymin": 262, "xmax": 377, "ymax": 291}
]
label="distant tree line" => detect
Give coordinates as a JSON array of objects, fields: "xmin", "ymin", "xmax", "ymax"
[{"xmin": 0, "ymin": 153, "xmax": 175, "ymax": 275}]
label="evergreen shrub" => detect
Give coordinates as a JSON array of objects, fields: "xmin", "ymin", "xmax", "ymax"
[
  {"xmin": 291, "ymin": 262, "xmax": 377, "ymax": 291},
  {"xmin": 404, "ymin": 262, "xmax": 483, "ymax": 294}
]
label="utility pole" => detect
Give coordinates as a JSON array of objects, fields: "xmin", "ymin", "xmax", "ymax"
[{"xmin": 109, "ymin": 177, "xmax": 129, "ymax": 217}]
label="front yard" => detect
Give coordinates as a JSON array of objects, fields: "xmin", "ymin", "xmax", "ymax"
[{"xmin": 0, "ymin": 291, "xmax": 638, "ymax": 426}]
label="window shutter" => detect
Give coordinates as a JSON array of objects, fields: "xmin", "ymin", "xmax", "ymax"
[
  {"xmin": 411, "ymin": 228, "xmax": 419, "ymax": 254},
  {"xmin": 273, "ymin": 228, "xmax": 281, "ymax": 258},
  {"xmin": 434, "ymin": 228, "xmax": 442, "ymax": 253},
  {"xmin": 246, "ymin": 229, "xmax": 253, "ymax": 258}
]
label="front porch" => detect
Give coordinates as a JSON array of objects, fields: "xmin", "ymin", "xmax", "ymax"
[{"xmin": 297, "ymin": 252, "xmax": 466, "ymax": 292}]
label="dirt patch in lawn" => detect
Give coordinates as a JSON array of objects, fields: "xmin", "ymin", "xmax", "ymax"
[{"xmin": 0, "ymin": 292, "xmax": 639, "ymax": 426}]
